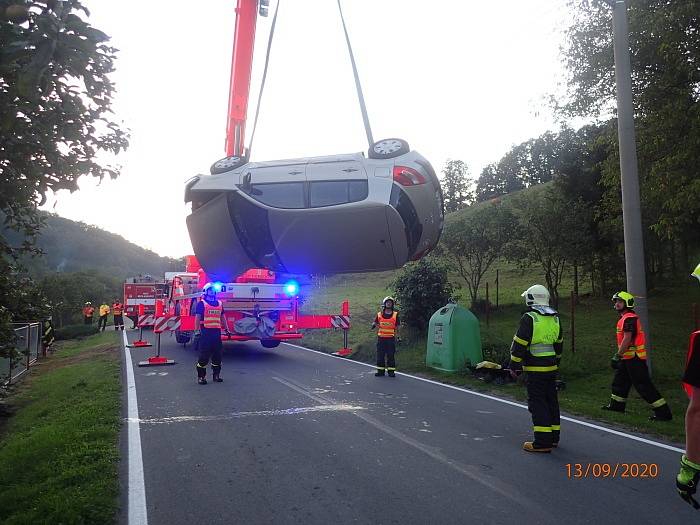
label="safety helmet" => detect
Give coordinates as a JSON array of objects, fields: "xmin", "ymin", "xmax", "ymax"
[
  {"xmin": 611, "ymin": 291, "xmax": 634, "ymax": 308},
  {"xmin": 521, "ymin": 285, "xmax": 550, "ymax": 306},
  {"xmin": 692, "ymin": 262, "xmax": 700, "ymax": 283},
  {"xmin": 382, "ymin": 296, "xmax": 396, "ymax": 307},
  {"xmin": 85, "ymin": 301, "xmax": 91, "ymax": 305},
  {"xmin": 202, "ymin": 283, "xmax": 216, "ymax": 295}
]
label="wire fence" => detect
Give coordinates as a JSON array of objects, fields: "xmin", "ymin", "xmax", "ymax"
[{"xmin": 1, "ymin": 322, "xmax": 43, "ymax": 387}]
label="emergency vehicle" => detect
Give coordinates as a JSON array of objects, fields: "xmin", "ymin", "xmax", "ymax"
[{"xmin": 123, "ymin": 275, "xmax": 167, "ymax": 328}]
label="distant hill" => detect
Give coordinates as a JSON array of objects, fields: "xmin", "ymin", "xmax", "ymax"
[{"xmin": 6, "ymin": 213, "xmax": 182, "ymax": 279}]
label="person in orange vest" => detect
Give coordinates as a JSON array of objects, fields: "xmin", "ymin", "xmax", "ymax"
[
  {"xmin": 678, "ymin": 263, "xmax": 700, "ymax": 508},
  {"xmin": 82, "ymin": 302, "xmax": 95, "ymax": 325},
  {"xmin": 602, "ymin": 291, "xmax": 671, "ymax": 421},
  {"xmin": 371, "ymin": 296, "xmax": 400, "ymax": 377},
  {"xmin": 112, "ymin": 299, "xmax": 125, "ymax": 331},
  {"xmin": 194, "ymin": 283, "xmax": 227, "ymax": 385}
]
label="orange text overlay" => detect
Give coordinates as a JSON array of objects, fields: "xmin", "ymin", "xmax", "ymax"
[{"xmin": 565, "ymin": 463, "xmax": 659, "ymax": 479}]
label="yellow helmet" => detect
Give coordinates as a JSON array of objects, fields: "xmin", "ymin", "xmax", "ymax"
[
  {"xmin": 692, "ymin": 263, "xmax": 700, "ymax": 283},
  {"xmin": 612, "ymin": 291, "xmax": 634, "ymax": 308}
]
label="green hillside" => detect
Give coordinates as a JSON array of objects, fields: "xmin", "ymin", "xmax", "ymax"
[{"xmin": 5, "ymin": 213, "xmax": 182, "ymax": 279}]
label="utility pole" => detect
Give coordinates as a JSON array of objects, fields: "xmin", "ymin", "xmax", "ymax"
[{"xmin": 603, "ymin": 0, "xmax": 652, "ymax": 371}]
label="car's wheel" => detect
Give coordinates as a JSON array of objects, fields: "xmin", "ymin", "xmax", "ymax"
[
  {"xmin": 210, "ymin": 155, "xmax": 247, "ymax": 175},
  {"xmin": 175, "ymin": 330, "xmax": 191, "ymax": 345},
  {"xmin": 261, "ymin": 339, "xmax": 280, "ymax": 349},
  {"xmin": 368, "ymin": 138, "xmax": 410, "ymax": 160}
]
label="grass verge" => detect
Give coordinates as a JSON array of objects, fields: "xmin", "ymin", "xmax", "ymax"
[
  {"xmin": 0, "ymin": 331, "xmax": 121, "ymax": 524},
  {"xmin": 301, "ymin": 271, "xmax": 693, "ymax": 443}
]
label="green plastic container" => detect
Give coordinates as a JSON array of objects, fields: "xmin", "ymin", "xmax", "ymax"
[{"xmin": 426, "ymin": 303, "xmax": 483, "ymax": 372}]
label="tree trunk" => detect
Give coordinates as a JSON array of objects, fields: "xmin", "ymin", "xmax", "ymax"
[{"xmin": 573, "ymin": 260, "xmax": 579, "ymax": 302}]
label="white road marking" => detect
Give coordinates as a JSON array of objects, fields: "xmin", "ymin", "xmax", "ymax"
[
  {"xmin": 281, "ymin": 342, "xmax": 685, "ymax": 454},
  {"xmin": 130, "ymin": 404, "xmax": 364, "ymax": 424},
  {"xmin": 123, "ymin": 330, "xmax": 148, "ymax": 525}
]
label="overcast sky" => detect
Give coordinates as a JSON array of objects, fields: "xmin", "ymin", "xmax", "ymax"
[{"xmin": 42, "ymin": 0, "xmax": 571, "ymax": 258}]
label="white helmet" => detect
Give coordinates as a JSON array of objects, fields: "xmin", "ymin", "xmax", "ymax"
[{"xmin": 522, "ymin": 285, "xmax": 550, "ymax": 306}]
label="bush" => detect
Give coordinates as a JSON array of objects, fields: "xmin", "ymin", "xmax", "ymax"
[
  {"xmin": 54, "ymin": 324, "xmax": 99, "ymax": 341},
  {"xmin": 392, "ymin": 257, "xmax": 454, "ymax": 328}
]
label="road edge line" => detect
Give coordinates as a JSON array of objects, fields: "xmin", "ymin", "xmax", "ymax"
[
  {"xmin": 123, "ymin": 330, "xmax": 149, "ymax": 525},
  {"xmin": 281, "ymin": 342, "xmax": 684, "ymax": 454}
]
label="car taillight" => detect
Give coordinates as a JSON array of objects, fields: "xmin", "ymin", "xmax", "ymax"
[{"xmin": 393, "ymin": 166, "xmax": 427, "ymax": 186}]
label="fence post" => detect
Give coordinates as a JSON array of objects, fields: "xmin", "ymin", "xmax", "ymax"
[
  {"xmin": 26, "ymin": 325, "xmax": 31, "ymax": 370},
  {"xmin": 570, "ymin": 290, "xmax": 576, "ymax": 354}
]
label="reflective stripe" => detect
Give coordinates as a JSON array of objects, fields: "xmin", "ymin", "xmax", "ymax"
[
  {"xmin": 529, "ymin": 343, "xmax": 556, "ymax": 357},
  {"xmin": 611, "ymin": 394, "xmax": 626, "ymax": 402},
  {"xmin": 513, "ymin": 335, "xmax": 529, "ymax": 346},
  {"xmin": 651, "ymin": 398, "xmax": 667, "ymax": 408},
  {"xmin": 196, "ymin": 363, "xmax": 207, "ymax": 368},
  {"xmin": 386, "ymin": 367, "xmax": 396, "ymax": 371},
  {"xmin": 551, "ymin": 424, "xmax": 560, "ymax": 431},
  {"xmin": 523, "ymin": 365, "xmax": 558, "ymax": 372},
  {"xmin": 510, "ymin": 355, "xmax": 523, "ymax": 363},
  {"xmin": 534, "ymin": 426, "xmax": 552, "ymax": 433}
]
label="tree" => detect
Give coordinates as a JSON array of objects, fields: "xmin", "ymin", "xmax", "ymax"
[
  {"xmin": 440, "ymin": 201, "xmax": 519, "ymax": 306},
  {"xmin": 0, "ymin": 1, "xmax": 128, "ymax": 351},
  {"xmin": 440, "ymin": 160, "xmax": 473, "ymax": 213},
  {"xmin": 391, "ymin": 257, "xmax": 454, "ymax": 328}
]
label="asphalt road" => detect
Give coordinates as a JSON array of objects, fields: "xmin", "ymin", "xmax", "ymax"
[{"xmin": 119, "ymin": 329, "xmax": 691, "ymax": 525}]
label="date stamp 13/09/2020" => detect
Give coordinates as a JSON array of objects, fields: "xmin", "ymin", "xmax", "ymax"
[{"xmin": 565, "ymin": 463, "xmax": 659, "ymax": 479}]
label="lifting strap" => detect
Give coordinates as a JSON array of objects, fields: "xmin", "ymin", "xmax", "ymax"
[
  {"xmin": 246, "ymin": 0, "xmax": 281, "ymax": 159},
  {"xmin": 336, "ymin": 0, "xmax": 374, "ymax": 148}
]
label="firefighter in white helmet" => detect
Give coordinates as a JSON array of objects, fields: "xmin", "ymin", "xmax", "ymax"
[
  {"xmin": 371, "ymin": 296, "xmax": 400, "ymax": 377},
  {"xmin": 508, "ymin": 285, "xmax": 563, "ymax": 453},
  {"xmin": 194, "ymin": 283, "xmax": 226, "ymax": 385}
]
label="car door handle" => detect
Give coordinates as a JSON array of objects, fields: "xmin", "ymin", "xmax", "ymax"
[
  {"xmin": 288, "ymin": 170, "xmax": 303, "ymax": 175},
  {"xmin": 342, "ymin": 168, "xmax": 358, "ymax": 173}
]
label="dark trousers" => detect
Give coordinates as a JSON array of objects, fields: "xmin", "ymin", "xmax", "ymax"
[
  {"xmin": 527, "ymin": 372, "xmax": 560, "ymax": 447},
  {"xmin": 197, "ymin": 329, "xmax": 223, "ymax": 378},
  {"xmin": 98, "ymin": 315, "xmax": 108, "ymax": 331},
  {"xmin": 610, "ymin": 357, "xmax": 664, "ymax": 407},
  {"xmin": 113, "ymin": 314, "xmax": 124, "ymax": 330},
  {"xmin": 376, "ymin": 337, "xmax": 396, "ymax": 372},
  {"xmin": 84, "ymin": 316, "xmax": 93, "ymax": 325}
]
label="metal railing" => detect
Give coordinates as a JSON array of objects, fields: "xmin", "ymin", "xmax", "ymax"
[{"xmin": 2, "ymin": 322, "xmax": 42, "ymax": 386}]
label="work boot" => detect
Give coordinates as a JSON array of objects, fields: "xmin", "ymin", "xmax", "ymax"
[
  {"xmin": 212, "ymin": 371, "xmax": 223, "ymax": 383},
  {"xmin": 649, "ymin": 404, "xmax": 672, "ymax": 421},
  {"xmin": 375, "ymin": 371, "xmax": 385, "ymax": 377},
  {"xmin": 602, "ymin": 399, "xmax": 626, "ymax": 413},
  {"xmin": 387, "ymin": 371, "xmax": 396, "ymax": 377},
  {"xmin": 522, "ymin": 441, "xmax": 552, "ymax": 453},
  {"xmin": 198, "ymin": 377, "xmax": 207, "ymax": 385}
]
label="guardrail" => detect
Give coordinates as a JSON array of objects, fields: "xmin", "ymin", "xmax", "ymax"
[{"xmin": 2, "ymin": 322, "xmax": 42, "ymax": 386}]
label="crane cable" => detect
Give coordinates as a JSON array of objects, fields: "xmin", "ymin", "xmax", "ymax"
[
  {"xmin": 336, "ymin": 0, "xmax": 374, "ymax": 148},
  {"xmin": 246, "ymin": 0, "xmax": 281, "ymax": 159}
]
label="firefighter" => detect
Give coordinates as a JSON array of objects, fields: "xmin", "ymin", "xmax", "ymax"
[
  {"xmin": 371, "ymin": 296, "xmax": 400, "ymax": 377},
  {"xmin": 677, "ymin": 263, "xmax": 700, "ymax": 508},
  {"xmin": 602, "ymin": 291, "xmax": 672, "ymax": 421},
  {"xmin": 194, "ymin": 283, "xmax": 226, "ymax": 385},
  {"xmin": 98, "ymin": 302, "xmax": 110, "ymax": 331},
  {"xmin": 82, "ymin": 302, "xmax": 95, "ymax": 325},
  {"xmin": 508, "ymin": 284, "xmax": 563, "ymax": 453},
  {"xmin": 112, "ymin": 299, "xmax": 125, "ymax": 331}
]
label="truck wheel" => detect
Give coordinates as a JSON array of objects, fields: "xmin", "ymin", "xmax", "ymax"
[
  {"xmin": 261, "ymin": 339, "xmax": 280, "ymax": 349},
  {"xmin": 368, "ymin": 138, "xmax": 410, "ymax": 159},
  {"xmin": 175, "ymin": 331, "xmax": 191, "ymax": 345},
  {"xmin": 210, "ymin": 155, "xmax": 247, "ymax": 174}
]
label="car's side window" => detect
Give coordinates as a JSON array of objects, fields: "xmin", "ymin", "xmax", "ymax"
[
  {"xmin": 248, "ymin": 182, "xmax": 305, "ymax": 209},
  {"xmin": 309, "ymin": 180, "xmax": 368, "ymax": 208}
]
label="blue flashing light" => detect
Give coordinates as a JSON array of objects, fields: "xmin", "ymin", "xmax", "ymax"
[
  {"xmin": 284, "ymin": 280, "xmax": 299, "ymax": 297},
  {"xmin": 213, "ymin": 282, "xmax": 223, "ymax": 292}
]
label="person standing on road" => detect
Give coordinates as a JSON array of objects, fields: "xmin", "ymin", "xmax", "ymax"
[
  {"xmin": 82, "ymin": 302, "xmax": 95, "ymax": 325},
  {"xmin": 602, "ymin": 291, "xmax": 672, "ymax": 421},
  {"xmin": 371, "ymin": 296, "xmax": 400, "ymax": 377},
  {"xmin": 194, "ymin": 283, "xmax": 227, "ymax": 385},
  {"xmin": 112, "ymin": 299, "xmax": 125, "ymax": 331},
  {"xmin": 677, "ymin": 263, "xmax": 700, "ymax": 509},
  {"xmin": 508, "ymin": 285, "xmax": 563, "ymax": 453},
  {"xmin": 98, "ymin": 302, "xmax": 110, "ymax": 331}
]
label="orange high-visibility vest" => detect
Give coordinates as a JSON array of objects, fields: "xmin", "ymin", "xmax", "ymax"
[
  {"xmin": 616, "ymin": 312, "xmax": 646, "ymax": 360},
  {"xmin": 83, "ymin": 307, "xmax": 94, "ymax": 317},
  {"xmin": 203, "ymin": 301, "xmax": 223, "ymax": 329},
  {"xmin": 377, "ymin": 311, "xmax": 398, "ymax": 338},
  {"xmin": 112, "ymin": 303, "xmax": 123, "ymax": 315}
]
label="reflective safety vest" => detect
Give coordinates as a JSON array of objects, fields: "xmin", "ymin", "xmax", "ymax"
[
  {"xmin": 616, "ymin": 311, "xmax": 646, "ymax": 360},
  {"xmin": 83, "ymin": 307, "xmax": 94, "ymax": 317},
  {"xmin": 203, "ymin": 300, "xmax": 223, "ymax": 329},
  {"xmin": 377, "ymin": 311, "xmax": 398, "ymax": 338},
  {"xmin": 526, "ymin": 311, "xmax": 559, "ymax": 356},
  {"xmin": 112, "ymin": 303, "xmax": 123, "ymax": 315},
  {"xmin": 99, "ymin": 305, "xmax": 110, "ymax": 316}
]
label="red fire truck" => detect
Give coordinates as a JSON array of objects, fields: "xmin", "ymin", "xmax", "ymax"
[{"xmin": 123, "ymin": 276, "xmax": 168, "ymax": 328}]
